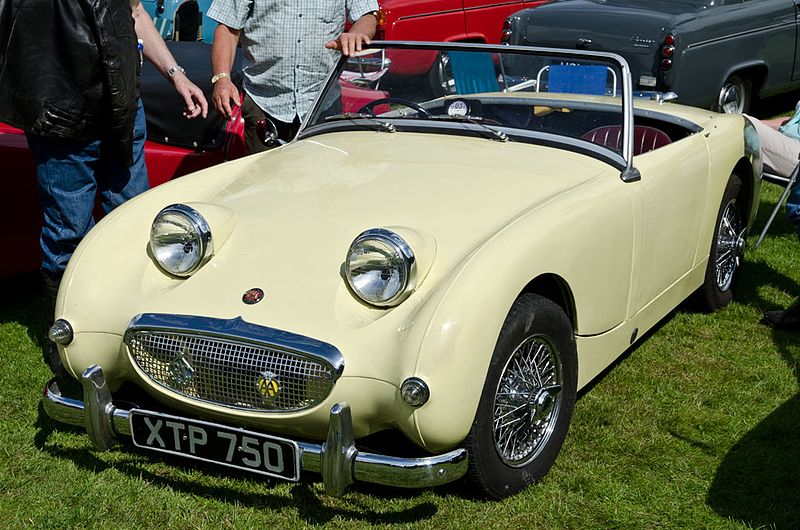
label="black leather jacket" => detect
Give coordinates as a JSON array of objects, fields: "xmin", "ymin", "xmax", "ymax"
[{"xmin": 0, "ymin": 0, "xmax": 139, "ymax": 164}]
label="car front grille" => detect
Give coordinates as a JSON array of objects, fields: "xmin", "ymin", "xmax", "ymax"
[{"xmin": 124, "ymin": 314, "xmax": 343, "ymax": 413}]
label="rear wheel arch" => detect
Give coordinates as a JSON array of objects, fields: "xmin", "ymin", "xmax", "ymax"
[{"xmin": 714, "ymin": 64, "xmax": 767, "ymax": 113}]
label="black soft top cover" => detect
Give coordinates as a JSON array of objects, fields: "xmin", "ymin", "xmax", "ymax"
[{"xmin": 140, "ymin": 42, "xmax": 242, "ymax": 150}]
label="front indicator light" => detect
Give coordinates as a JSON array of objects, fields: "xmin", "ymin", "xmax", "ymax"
[
  {"xmin": 401, "ymin": 377, "xmax": 430, "ymax": 407},
  {"xmin": 48, "ymin": 319, "xmax": 73, "ymax": 345}
]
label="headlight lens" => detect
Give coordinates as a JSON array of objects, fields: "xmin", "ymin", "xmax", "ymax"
[
  {"xmin": 345, "ymin": 228, "xmax": 416, "ymax": 307},
  {"xmin": 150, "ymin": 204, "xmax": 213, "ymax": 277}
]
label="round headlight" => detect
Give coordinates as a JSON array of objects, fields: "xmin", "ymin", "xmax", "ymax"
[
  {"xmin": 345, "ymin": 228, "xmax": 416, "ymax": 307},
  {"xmin": 150, "ymin": 204, "xmax": 213, "ymax": 277}
]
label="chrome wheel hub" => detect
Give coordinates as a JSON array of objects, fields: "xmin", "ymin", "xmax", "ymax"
[
  {"xmin": 492, "ymin": 335, "xmax": 563, "ymax": 467},
  {"xmin": 715, "ymin": 198, "xmax": 743, "ymax": 291},
  {"xmin": 718, "ymin": 79, "xmax": 745, "ymax": 114}
]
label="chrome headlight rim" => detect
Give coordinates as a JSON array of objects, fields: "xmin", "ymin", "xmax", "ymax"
[
  {"xmin": 150, "ymin": 203, "xmax": 213, "ymax": 277},
  {"xmin": 346, "ymin": 228, "xmax": 417, "ymax": 308}
]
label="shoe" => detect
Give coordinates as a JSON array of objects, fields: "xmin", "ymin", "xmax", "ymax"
[
  {"xmin": 762, "ymin": 297, "xmax": 800, "ymax": 331},
  {"xmin": 41, "ymin": 270, "xmax": 66, "ymax": 376}
]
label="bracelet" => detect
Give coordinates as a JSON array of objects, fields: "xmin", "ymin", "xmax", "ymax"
[
  {"xmin": 211, "ymin": 72, "xmax": 230, "ymax": 84},
  {"xmin": 166, "ymin": 65, "xmax": 186, "ymax": 79}
]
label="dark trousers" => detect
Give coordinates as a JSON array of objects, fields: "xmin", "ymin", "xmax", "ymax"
[{"xmin": 241, "ymin": 92, "xmax": 301, "ymax": 154}]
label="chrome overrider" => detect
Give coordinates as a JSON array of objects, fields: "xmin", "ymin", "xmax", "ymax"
[{"xmin": 42, "ymin": 365, "xmax": 469, "ymax": 496}]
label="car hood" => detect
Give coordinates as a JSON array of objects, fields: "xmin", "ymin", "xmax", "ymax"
[
  {"xmin": 68, "ymin": 131, "xmax": 610, "ymax": 340},
  {"xmin": 211, "ymin": 133, "xmax": 599, "ymax": 253}
]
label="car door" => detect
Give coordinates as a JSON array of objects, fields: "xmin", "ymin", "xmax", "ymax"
[{"xmin": 629, "ymin": 134, "xmax": 711, "ymax": 314}]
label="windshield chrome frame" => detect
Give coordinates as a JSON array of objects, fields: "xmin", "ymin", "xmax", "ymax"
[{"xmin": 299, "ymin": 41, "xmax": 638, "ymax": 180}]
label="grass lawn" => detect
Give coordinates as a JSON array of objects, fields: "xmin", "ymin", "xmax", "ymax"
[{"xmin": 1, "ymin": 101, "xmax": 799, "ymax": 529}]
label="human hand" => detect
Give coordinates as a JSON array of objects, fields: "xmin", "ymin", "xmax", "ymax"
[
  {"xmin": 211, "ymin": 76, "xmax": 241, "ymax": 121},
  {"xmin": 172, "ymin": 74, "xmax": 209, "ymax": 119},
  {"xmin": 325, "ymin": 32, "xmax": 371, "ymax": 56}
]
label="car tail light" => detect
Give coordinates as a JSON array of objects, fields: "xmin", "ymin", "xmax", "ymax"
[
  {"xmin": 501, "ymin": 19, "xmax": 512, "ymax": 44},
  {"xmin": 660, "ymin": 33, "xmax": 676, "ymax": 72},
  {"xmin": 375, "ymin": 9, "xmax": 386, "ymax": 40}
]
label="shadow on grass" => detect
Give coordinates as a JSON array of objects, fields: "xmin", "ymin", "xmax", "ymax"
[
  {"xmin": 33, "ymin": 402, "xmax": 443, "ymax": 524},
  {"xmin": 707, "ymin": 393, "xmax": 800, "ymax": 530},
  {"xmin": 736, "ymin": 259, "xmax": 800, "ymax": 312},
  {"xmin": 0, "ymin": 270, "xmax": 49, "ymax": 366}
]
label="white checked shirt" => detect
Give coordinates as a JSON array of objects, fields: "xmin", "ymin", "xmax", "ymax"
[{"xmin": 208, "ymin": 0, "xmax": 378, "ymax": 122}]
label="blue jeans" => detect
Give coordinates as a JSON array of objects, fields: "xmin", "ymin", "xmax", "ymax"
[{"xmin": 26, "ymin": 98, "xmax": 149, "ymax": 277}]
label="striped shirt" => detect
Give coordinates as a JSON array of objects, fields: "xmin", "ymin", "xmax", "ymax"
[{"xmin": 208, "ymin": 0, "xmax": 378, "ymax": 122}]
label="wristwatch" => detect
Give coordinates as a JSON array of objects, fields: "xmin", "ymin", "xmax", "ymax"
[
  {"xmin": 167, "ymin": 65, "xmax": 186, "ymax": 79},
  {"xmin": 211, "ymin": 72, "xmax": 230, "ymax": 84}
]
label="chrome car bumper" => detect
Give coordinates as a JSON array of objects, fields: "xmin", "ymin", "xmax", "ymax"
[{"xmin": 42, "ymin": 365, "xmax": 468, "ymax": 496}]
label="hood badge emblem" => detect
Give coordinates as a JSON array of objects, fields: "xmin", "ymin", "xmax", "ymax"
[{"xmin": 242, "ymin": 288, "xmax": 265, "ymax": 305}]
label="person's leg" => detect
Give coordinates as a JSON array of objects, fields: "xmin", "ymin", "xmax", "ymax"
[
  {"xmin": 746, "ymin": 116, "xmax": 800, "ymax": 238},
  {"xmin": 25, "ymin": 133, "xmax": 101, "ymax": 374},
  {"xmin": 747, "ymin": 116, "xmax": 800, "ymax": 177},
  {"xmin": 241, "ymin": 92, "xmax": 298, "ymax": 153},
  {"xmin": 97, "ymin": 98, "xmax": 149, "ymax": 213},
  {"xmin": 26, "ymin": 135, "xmax": 100, "ymax": 277}
]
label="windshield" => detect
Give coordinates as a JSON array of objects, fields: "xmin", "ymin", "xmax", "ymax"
[{"xmin": 303, "ymin": 43, "xmax": 629, "ymax": 158}]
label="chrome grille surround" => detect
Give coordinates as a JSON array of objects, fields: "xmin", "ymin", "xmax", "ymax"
[{"xmin": 124, "ymin": 314, "xmax": 344, "ymax": 413}]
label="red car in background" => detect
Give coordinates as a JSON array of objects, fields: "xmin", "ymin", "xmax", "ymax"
[
  {"xmin": 375, "ymin": 0, "xmax": 551, "ymax": 94},
  {"xmin": 1, "ymin": 42, "xmax": 386, "ymax": 279}
]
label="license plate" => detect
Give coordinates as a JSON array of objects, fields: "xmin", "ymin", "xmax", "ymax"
[{"xmin": 129, "ymin": 410, "xmax": 300, "ymax": 481}]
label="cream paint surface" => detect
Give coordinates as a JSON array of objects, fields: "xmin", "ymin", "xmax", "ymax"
[{"xmin": 57, "ymin": 105, "xmax": 755, "ymax": 451}]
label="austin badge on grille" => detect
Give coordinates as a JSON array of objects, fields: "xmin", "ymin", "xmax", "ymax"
[{"xmin": 169, "ymin": 351, "xmax": 195, "ymax": 389}]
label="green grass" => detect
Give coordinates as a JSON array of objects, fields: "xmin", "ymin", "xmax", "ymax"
[{"xmin": 3, "ymin": 137, "xmax": 800, "ymax": 530}]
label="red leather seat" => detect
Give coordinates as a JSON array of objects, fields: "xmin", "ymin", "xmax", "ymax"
[{"xmin": 581, "ymin": 125, "xmax": 672, "ymax": 155}]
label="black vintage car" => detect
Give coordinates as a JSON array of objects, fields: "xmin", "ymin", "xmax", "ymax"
[{"xmin": 503, "ymin": 0, "xmax": 800, "ymax": 113}]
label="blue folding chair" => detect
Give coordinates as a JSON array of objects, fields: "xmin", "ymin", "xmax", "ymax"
[
  {"xmin": 447, "ymin": 51, "xmax": 500, "ymax": 95},
  {"xmin": 541, "ymin": 64, "xmax": 614, "ymax": 96}
]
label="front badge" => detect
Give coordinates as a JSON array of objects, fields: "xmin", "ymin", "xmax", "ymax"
[
  {"xmin": 242, "ymin": 288, "xmax": 264, "ymax": 305},
  {"xmin": 257, "ymin": 371, "xmax": 281, "ymax": 403}
]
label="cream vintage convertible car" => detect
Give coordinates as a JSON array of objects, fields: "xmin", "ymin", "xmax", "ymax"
[{"xmin": 42, "ymin": 42, "xmax": 761, "ymax": 499}]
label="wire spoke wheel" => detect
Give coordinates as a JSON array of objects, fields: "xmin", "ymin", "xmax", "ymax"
[
  {"xmin": 493, "ymin": 334, "xmax": 563, "ymax": 467},
  {"xmin": 466, "ymin": 294, "xmax": 577, "ymax": 499},
  {"xmin": 715, "ymin": 197, "xmax": 743, "ymax": 292},
  {"xmin": 695, "ymin": 173, "xmax": 744, "ymax": 311}
]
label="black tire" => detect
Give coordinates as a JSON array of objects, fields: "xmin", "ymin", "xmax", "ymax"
[
  {"xmin": 696, "ymin": 174, "xmax": 745, "ymax": 311},
  {"xmin": 715, "ymin": 75, "xmax": 751, "ymax": 114},
  {"xmin": 465, "ymin": 293, "xmax": 577, "ymax": 499}
]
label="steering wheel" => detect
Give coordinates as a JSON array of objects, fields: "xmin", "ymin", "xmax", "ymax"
[{"xmin": 358, "ymin": 98, "xmax": 431, "ymax": 119}]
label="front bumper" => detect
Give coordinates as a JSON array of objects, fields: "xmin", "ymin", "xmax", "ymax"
[{"xmin": 42, "ymin": 365, "xmax": 468, "ymax": 496}]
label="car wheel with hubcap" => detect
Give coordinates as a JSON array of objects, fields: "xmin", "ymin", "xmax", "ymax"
[
  {"xmin": 715, "ymin": 75, "xmax": 751, "ymax": 114},
  {"xmin": 697, "ymin": 174, "xmax": 745, "ymax": 311},
  {"xmin": 465, "ymin": 293, "xmax": 577, "ymax": 499},
  {"xmin": 427, "ymin": 51, "xmax": 457, "ymax": 98}
]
